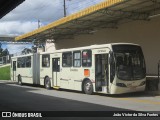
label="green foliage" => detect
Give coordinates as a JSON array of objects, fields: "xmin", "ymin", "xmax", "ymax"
[
  {"xmin": 0, "ymin": 48, "xmax": 3, "ymax": 57},
  {"xmin": 0, "ymin": 43, "xmax": 9, "ymax": 57},
  {"xmin": 0, "ymin": 66, "xmax": 10, "ymax": 80}
]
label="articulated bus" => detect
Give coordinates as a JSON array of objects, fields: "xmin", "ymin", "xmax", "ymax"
[{"xmin": 11, "ymin": 43, "xmax": 146, "ymax": 94}]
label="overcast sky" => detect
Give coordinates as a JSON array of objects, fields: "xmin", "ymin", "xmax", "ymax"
[
  {"xmin": 0, "ymin": 0, "xmax": 105, "ymax": 54},
  {"xmin": 0, "ymin": 0, "xmax": 105, "ymax": 36}
]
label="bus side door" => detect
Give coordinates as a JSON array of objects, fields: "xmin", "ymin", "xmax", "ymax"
[
  {"xmin": 13, "ymin": 61, "xmax": 17, "ymax": 81},
  {"xmin": 95, "ymin": 53, "xmax": 109, "ymax": 93},
  {"xmin": 52, "ymin": 58, "xmax": 60, "ymax": 87}
]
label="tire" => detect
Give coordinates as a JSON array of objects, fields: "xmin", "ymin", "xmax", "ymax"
[
  {"xmin": 83, "ymin": 80, "xmax": 93, "ymax": 95},
  {"xmin": 18, "ymin": 75, "xmax": 22, "ymax": 86},
  {"xmin": 44, "ymin": 77, "xmax": 51, "ymax": 90}
]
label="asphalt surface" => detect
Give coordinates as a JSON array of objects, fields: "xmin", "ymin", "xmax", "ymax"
[
  {"xmin": 0, "ymin": 82, "xmax": 129, "ymax": 111},
  {"xmin": 0, "ymin": 81, "xmax": 160, "ymax": 120}
]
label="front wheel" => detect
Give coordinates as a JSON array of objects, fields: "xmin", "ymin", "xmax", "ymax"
[
  {"xmin": 44, "ymin": 77, "xmax": 51, "ymax": 90},
  {"xmin": 83, "ymin": 80, "xmax": 93, "ymax": 95}
]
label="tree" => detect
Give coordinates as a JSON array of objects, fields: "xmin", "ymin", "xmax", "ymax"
[
  {"xmin": 2, "ymin": 48, "xmax": 9, "ymax": 56},
  {"xmin": 0, "ymin": 43, "xmax": 9, "ymax": 57},
  {"xmin": 21, "ymin": 48, "xmax": 32, "ymax": 55},
  {"xmin": 0, "ymin": 43, "xmax": 3, "ymax": 57}
]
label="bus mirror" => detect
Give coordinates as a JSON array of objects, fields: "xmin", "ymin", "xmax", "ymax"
[{"xmin": 109, "ymin": 51, "xmax": 113, "ymax": 64}]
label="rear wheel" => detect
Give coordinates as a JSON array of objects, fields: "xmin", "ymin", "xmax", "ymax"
[
  {"xmin": 44, "ymin": 77, "xmax": 51, "ymax": 90},
  {"xmin": 83, "ymin": 80, "xmax": 93, "ymax": 95},
  {"xmin": 18, "ymin": 75, "xmax": 22, "ymax": 85}
]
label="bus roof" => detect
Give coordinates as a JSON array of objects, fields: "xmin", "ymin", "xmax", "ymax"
[
  {"xmin": 11, "ymin": 43, "xmax": 140, "ymax": 58},
  {"xmin": 11, "ymin": 53, "xmax": 33, "ymax": 59},
  {"xmin": 41, "ymin": 43, "xmax": 140, "ymax": 55}
]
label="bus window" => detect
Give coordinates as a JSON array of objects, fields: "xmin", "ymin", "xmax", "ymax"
[
  {"xmin": 82, "ymin": 50, "xmax": 92, "ymax": 67},
  {"xmin": 62, "ymin": 52, "xmax": 72, "ymax": 67},
  {"xmin": 42, "ymin": 54, "xmax": 50, "ymax": 67},
  {"xmin": 112, "ymin": 45, "xmax": 145, "ymax": 80},
  {"xmin": 17, "ymin": 58, "xmax": 22, "ymax": 68},
  {"xmin": 73, "ymin": 51, "xmax": 81, "ymax": 67},
  {"xmin": 26, "ymin": 56, "xmax": 31, "ymax": 68}
]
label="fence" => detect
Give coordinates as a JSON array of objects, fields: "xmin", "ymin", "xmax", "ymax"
[
  {"xmin": 0, "ymin": 51, "xmax": 33, "ymax": 66},
  {"xmin": 0, "ymin": 55, "xmax": 12, "ymax": 66}
]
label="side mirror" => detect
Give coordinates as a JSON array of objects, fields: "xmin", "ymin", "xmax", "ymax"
[{"xmin": 109, "ymin": 51, "xmax": 113, "ymax": 64}]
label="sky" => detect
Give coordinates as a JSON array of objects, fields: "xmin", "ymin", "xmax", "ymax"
[{"xmin": 0, "ymin": 0, "xmax": 105, "ymax": 54}]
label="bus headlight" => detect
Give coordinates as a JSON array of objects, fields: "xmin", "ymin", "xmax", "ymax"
[
  {"xmin": 116, "ymin": 83, "xmax": 127, "ymax": 87},
  {"xmin": 139, "ymin": 81, "xmax": 146, "ymax": 86}
]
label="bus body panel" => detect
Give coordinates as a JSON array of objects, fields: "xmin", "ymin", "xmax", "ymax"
[
  {"xmin": 33, "ymin": 53, "xmax": 40, "ymax": 84},
  {"xmin": 110, "ymin": 77, "xmax": 146, "ymax": 94},
  {"xmin": 11, "ymin": 54, "xmax": 39, "ymax": 85},
  {"xmin": 17, "ymin": 67, "xmax": 33, "ymax": 84},
  {"xmin": 16, "ymin": 55, "xmax": 33, "ymax": 84}
]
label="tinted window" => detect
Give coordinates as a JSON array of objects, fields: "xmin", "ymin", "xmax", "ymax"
[
  {"xmin": 82, "ymin": 50, "xmax": 92, "ymax": 67},
  {"xmin": 42, "ymin": 54, "xmax": 50, "ymax": 67},
  {"xmin": 112, "ymin": 45, "xmax": 146, "ymax": 80},
  {"xmin": 73, "ymin": 51, "xmax": 81, "ymax": 67},
  {"xmin": 62, "ymin": 52, "xmax": 72, "ymax": 67},
  {"xmin": 26, "ymin": 56, "xmax": 31, "ymax": 67},
  {"xmin": 53, "ymin": 58, "xmax": 60, "ymax": 72},
  {"xmin": 17, "ymin": 56, "xmax": 31, "ymax": 68}
]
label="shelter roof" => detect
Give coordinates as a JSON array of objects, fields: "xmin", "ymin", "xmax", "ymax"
[
  {"xmin": 0, "ymin": 0, "xmax": 25, "ymax": 19},
  {"xmin": 15, "ymin": 0, "xmax": 160, "ymax": 42}
]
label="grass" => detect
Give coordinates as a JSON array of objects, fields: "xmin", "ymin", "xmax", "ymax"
[{"xmin": 0, "ymin": 66, "xmax": 10, "ymax": 80}]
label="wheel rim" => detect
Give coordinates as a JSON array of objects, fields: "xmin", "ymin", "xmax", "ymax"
[
  {"xmin": 46, "ymin": 81, "xmax": 49, "ymax": 88},
  {"xmin": 85, "ymin": 82, "xmax": 91, "ymax": 91},
  {"xmin": 18, "ymin": 76, "xmax": 21, "ymax": 84},
  {"xmin": 45, "ymin": 79, "xmax": 50, "ymax": 88}
]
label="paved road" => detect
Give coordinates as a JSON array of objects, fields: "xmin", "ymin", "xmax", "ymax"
[
  {"xmin": 0, "ymin": 82, "xmax": 129, "ymax": 111},
  {"xmin": 0, "ymin": 81, "xmax": 160, "ymax": 119}
]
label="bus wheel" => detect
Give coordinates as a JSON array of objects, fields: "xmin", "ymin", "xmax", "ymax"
[
  {"xmin": 45, "ymin": 77, "xmax": 51, "ymax": 90},
  {"xmin": 83, "ymin": 80, "xmax": 93, "ymax": 95},
  {"xmin": 18, "ymin": 75, "xmax": 22, "ymax": 85}
]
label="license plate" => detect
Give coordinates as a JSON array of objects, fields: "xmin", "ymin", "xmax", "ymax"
[{"xmin": 129, "ymin": 86, "xmax": 136, "ymax": 90}]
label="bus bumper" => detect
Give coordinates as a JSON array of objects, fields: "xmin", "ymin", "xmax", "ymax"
[{"xmin": 110, "ymin": 84, "xmax": 146, "ymax": 94}]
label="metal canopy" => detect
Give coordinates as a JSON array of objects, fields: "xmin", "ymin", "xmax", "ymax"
[
  {"xmin": 0, "ymin": 0, "xmax": 25, "ymax": 19},
  {"xmin": 15, "ymin": 0, "xmax": 160, "ymax": 42},
  {"xmin": 0, "ymin": 35, "xmax": 15, "ymax": 42}
]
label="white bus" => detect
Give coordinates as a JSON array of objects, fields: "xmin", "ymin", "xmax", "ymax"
[{"xmin": 11, "ymin": 43, "xmax": 146, "ymax": 94}]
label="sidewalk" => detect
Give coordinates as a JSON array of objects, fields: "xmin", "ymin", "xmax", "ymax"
[
  {"xmin": 0, "ymin": 80, "xmax": 15, "ymax": 83},
  {"xmin": 0, "ymin": 64, "xmax": 10, "ymax": 68},
  {"xmin": 0, "ymin": 80, "xmax": 160, "ymax": 96},
  {"xmin": 145, "ymin": 90, "xmax": 160, "ymax": 96},
  {"xmin": 146, "ymin": 83, "xmax": 160, "ymax": 96}
]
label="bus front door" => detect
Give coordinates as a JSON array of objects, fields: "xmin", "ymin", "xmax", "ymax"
[
  {"xmin": 95, "ymin": 54, "xmax": 109, "ymax": 93},
  {"xmin": 52, "ymin": 58, "xmax": 60, "ymax": 87},
  {"xmin": 13, "ymin": 61, "xmax": 16, "ymax": 81}
]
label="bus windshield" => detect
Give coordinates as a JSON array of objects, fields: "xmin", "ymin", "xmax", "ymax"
[{"xmin": 112, "ymin": 44, "xmax": 146, "ymax": 81}]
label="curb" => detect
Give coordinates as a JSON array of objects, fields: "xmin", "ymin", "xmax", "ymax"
[
  {"xmin": 0, "ymin": 80, "xmax": 14, "ymax": 83},
  {"xmin": 145, "ymin": 91, "xmax": 160, "ymax": 96},
  {"xmin": 0, "ymin": 64, "xmax": 10, "ymax": 68}
]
